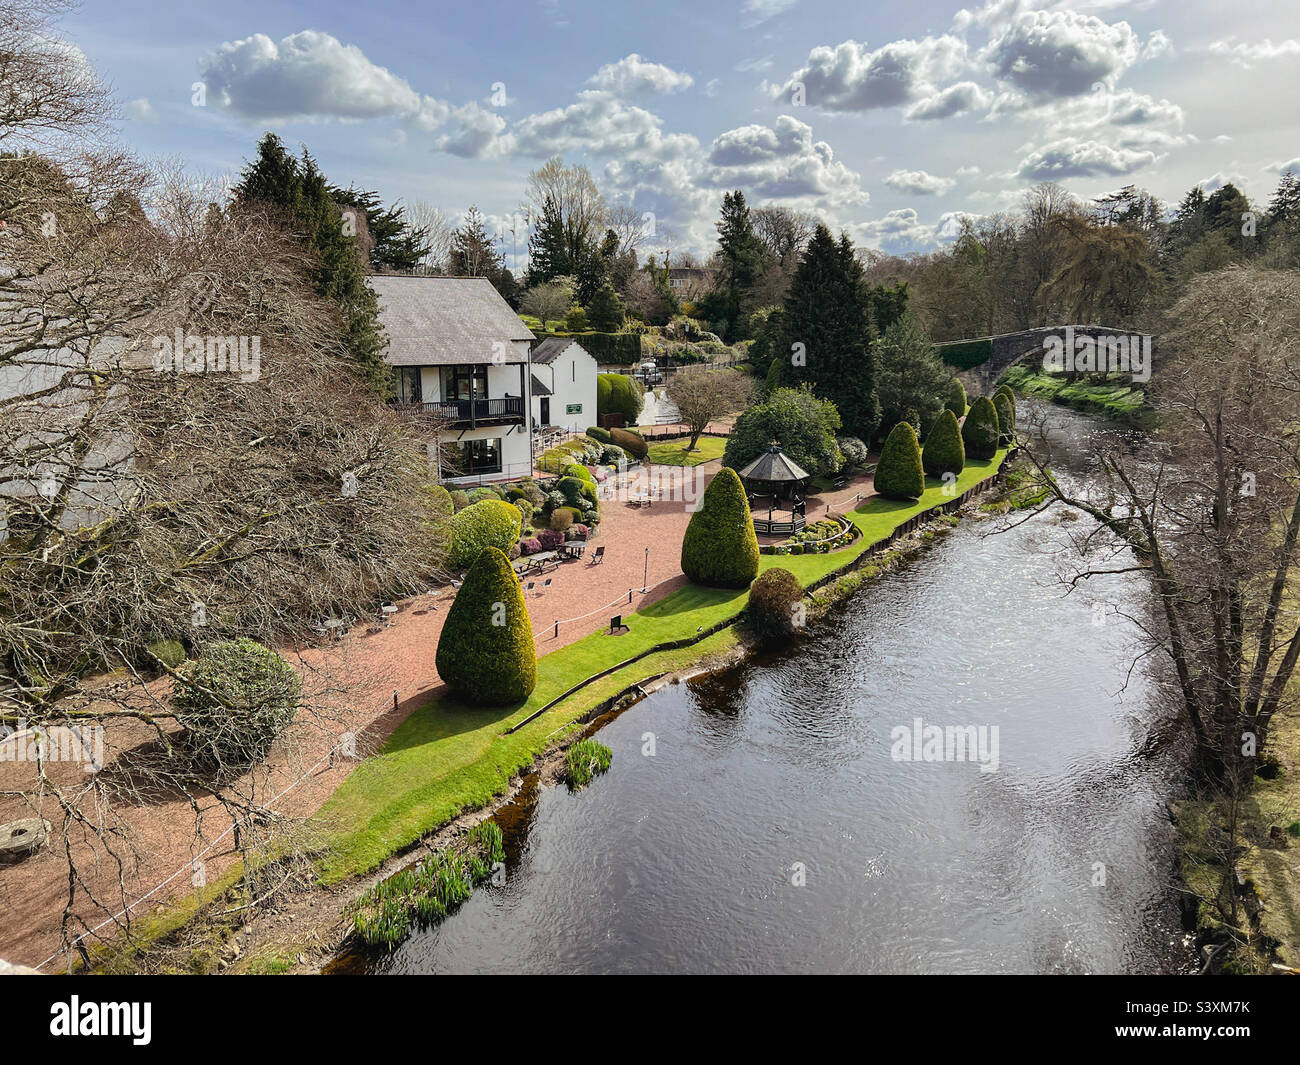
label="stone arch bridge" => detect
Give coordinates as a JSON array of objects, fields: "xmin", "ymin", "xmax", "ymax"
[{"xmin": 940, "ymin": 324, "xmax": 1155, "ymax": 395}]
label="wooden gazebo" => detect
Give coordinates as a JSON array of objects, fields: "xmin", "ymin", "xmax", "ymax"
[{"xmin": 738, "ymin": 443, "xmax": 810, "ymax": 536}]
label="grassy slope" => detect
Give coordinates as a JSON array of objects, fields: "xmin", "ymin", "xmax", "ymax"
[
  {"xmin": 1001, "ymin": 365, "xmax": 1151, "ymax": 424},
  {"xmin": 647, "ymin": 436, "xmax": 727, "ymax": 466},
  {"xmin": 312, "ymin": 450, "xmax": 1008, "ymax": 883}
]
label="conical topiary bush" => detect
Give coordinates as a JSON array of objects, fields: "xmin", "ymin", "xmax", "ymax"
[
  {"xmin": 944, "ymin": 377, "xmax": 967, "ymax": 418},
  {"xmin": 922, "ymin": 408, "xmax": 965, "ymax": 479},
  {"xmin": 681, "ymin": 466, "xmax": 760, "ymax": 588},
  {"xmin": 436, "ymin": 547, "xmax": 537, "ymax": 705},
  {"xmin": 993, "ymin": 392, "xmax": 1016, "ymax": 445},
  {"xmin": 962, "ymin": 395, "xmax": 1001, "ymax": 460},
  {"xmin": 874, "ymin": 421, "xmax": 925, "ymax": 500}
]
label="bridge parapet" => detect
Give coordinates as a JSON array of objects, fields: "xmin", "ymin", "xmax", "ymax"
[{"xmin": 941, "ymin": 324, "xmax": 1154, "ymax": 394}]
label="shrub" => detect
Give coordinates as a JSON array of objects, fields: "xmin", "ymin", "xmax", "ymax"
[
  {"xmin": 536, "ymin": 528, "xmax": 565, "ymax": 551},
  {"xmin": 587, "ymin": 283, "xmax": 626, "ymax": 332},
  {"xmin": 436, "ymin": 548, "xmax": 536, "ymax": 706},
  {"xmin": 449, "ymin": 489, "xmax": 469, "ymax": 511},
  {"xmin": 550, "ymin": 508, "xmax": 574, "ymax": 533},
  {"xmin": 598, "ymin": 373, "xmax": 644, "ymax": 424},
  {"xmin": 923, "ymin": 408, "xmax": 965, "ymax": 478},
  {"xmin": 723, "ymin": 386, "xmax": 843, "ymax": 478},
  {"xmin": 564, "ymin": 305, "xmax": 589, "ymax": 332},
  {"xmin": 505, "ymin": 480, "xmax": 546, "ymax": 508},
  {"xmin": 586, "ymin": 425, "xmax": 611, "ymax": 444},
  {"xmin": 993, "ymin": 392, "xmax": 1016, "ymax": 445},
  {"xmin": 874, "ymin": 421, "xmax": 925, "ymax": 500},
  {"xmin": 944, "ymin": 378, "xmax": 967, "ymax": 418},
  {"xmin": 837, "ymin": 435, "xmax": 869, "ymax": 468},
  {"xmin": 145, "ymin": 637, "xmax": 187, "ymax": 669},
  {"xmin": 563, "ymin": 462, "xmax": 595, "ymax": 485},
  {"xmin": 449, "ymin": 499, "xmax": 523, "ymax": 570},
  {"xmin": 556, "ymin": 475, "xmax": 597, "ymax": 508},
  {"xmin": 467, "ymin": 486, "xmax": 502, "ymax": 505},
  {"xmin": 173, "ymin": 638, "xmax": 301, "ymax": 770},
  {"xmin": 519, "ymin": 537, "xmax": 542, "ymax": 555},
  {"xmin": 609, "ymin": 427, "xmax": 647, "ymax": 460},
  {"xmin": 748, "ymin": 568, "xmax": 806, "ymax": 641},
  {"xmin": 512, "ymin": 498, "xmax": 534, "ymax": 529},
  {"xmin": 569, "ymin": 523, "xmax": 589, "ymax": 540},
  {"xmin": 681, "ymin": 467, "xmax": 759, "ymax": 588},
  {"xmin": 962, "ymin": 396, "xmax": 1000, "ymax": 460},
  {"xmin": 600, "ymin": 443, "xmax": 627, "ymax": 465}
]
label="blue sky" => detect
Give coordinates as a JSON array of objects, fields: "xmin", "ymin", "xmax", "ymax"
[{"xmin": 62, "ymin": 0, "xmax": 1300, "ymax": 263}]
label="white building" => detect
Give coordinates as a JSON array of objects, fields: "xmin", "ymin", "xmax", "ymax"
[
  {"xmin": 370, "ymin": 275, "xmax": 536, "ymax": 483},
  {"xmin": 529, "ymin": 337, "xmax": 598, "ymax": 436}
]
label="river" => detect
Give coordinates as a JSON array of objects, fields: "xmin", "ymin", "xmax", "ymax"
[{"xmin": 351, "ymin": 403, "xmax": 1195, "ymax": 975}]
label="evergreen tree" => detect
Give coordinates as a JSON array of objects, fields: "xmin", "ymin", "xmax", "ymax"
[
  {"xmin": 330, "ymin": 185, "xmax": 432, "ymax": 272},
  {"xmin": 779, "ymin": 225, "xmax": 880, "ymax": 440},
  {"xmin": 450, "ymin": 206, "xmax": 519, "ymax": 304},
  {"xmin": 701, "ymin": 190, "xmax": 768, "ymax": 340},
  {"xmin": 233, "ymin": 134, "xmax": 388, "ymax": 393},
  {"xmin": 587, "ymin": 282, "xmax": 626, "ymax": 331}
]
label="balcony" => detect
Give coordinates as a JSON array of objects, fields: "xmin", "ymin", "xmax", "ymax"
[{"xmin": 410, "ymin": 396, "xmax": 526, "ymax": 427}]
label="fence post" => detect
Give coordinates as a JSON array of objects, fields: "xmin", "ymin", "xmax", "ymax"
[{"xmin": 554, "ymin": 620, "xmax": 559, "ymax": 638}]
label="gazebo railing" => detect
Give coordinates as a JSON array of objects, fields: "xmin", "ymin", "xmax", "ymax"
[{"xmin": 753, "ymin": 513, "xmax": 806, "ymax": 536}]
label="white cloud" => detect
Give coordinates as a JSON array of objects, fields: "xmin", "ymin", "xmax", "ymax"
[
  {"xmin": 199, "ymin": 31, "xmax": 450, "ymax": 128},
  {"xmin": 124, "ymin": 97, "xmax": 158, "ymax": 123},
  {"xmin": 850, "ymin": 207, "xmax": 978, "ymax": 252},
  {"xmin": 741, "ymin": 0, "xmax": 799, "ymax": 28},
  {"xmin": 1141, "ymin": 30, "xmax": 1174, "ymax": 61},
  {"xmin": 435, "ymin": 102, "xmax": 508, "ymax": 158},
  {"xmin": 1016, "ymin": 137, "xmax": 1156, "ymax": 180},
  {"xmin": 982, "ymin": 8, "xmax": 1140, "ymax": 98},
  {"xmin": 1208, "ymin": 38, "xmax": 1300, "ymax": 67},
  {"xmin": 588, "ymin": 54, "xmax": 694, "ymax": 95},
  {"xmin": 1267, "ymin": 157, "xmax": 1300, "ymax": 174},
  {"xmin": 735, "ymin": 55, "xmax": 775, "ymax": 73},
  {"xmin": 773, "ymin": 36, "xmax": 969, "ymax": 112},
  {"xmin": 1197, "ymin": 172, "xmax": 1249, "ymax": 194},
  {"xmin": 883, "ymin": 168, "xmax": 956, "ymax": 195},
  {"xmin": 704, "ymin": 114, "xmax": 867, "ymax": 206},
  {"xmin": 904, "ymin": 81, "xmax": 990, "ymax": 120}
]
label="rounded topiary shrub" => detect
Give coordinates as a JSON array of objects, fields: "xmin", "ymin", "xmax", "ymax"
[
  {"xmin": 874, "ymin": 421, "xmax": 925, "ymax": 500},
  {"xmin": 550, "ymin": 508, "xmax": 574, "ymax": 533},
  {"xmin": 993, "ymin": 392, "xmax": 1016, "ymax": 445},
  {"xmin": 609, "ymin": 427, "xmax": 647, "ymax": 460},
  {"xmin": 173, "ymin": 638, "xmax": 301, "ymax": 770},
  {"xmin": 837, "ymin": 435, "xmax": 869, "ymax": 469},
  {"xmin": 563, "ymin": 462, "xmax": 595, "ymax": 485},
  {"xmin": 586, "ymin": 426, "xmax": 611, "ymax": 444},
  {"xmin": 449, "ymin": 499, "xmax": 523, "ymax": 570},
  {"xmin": 436, "ymin": 548, "xmax": 536, "ymax": 706},
  {"xmin": 923, "ymin": 408, "xmax": 965, "ymax": 479},
  {"xmin": 962, "ymin": 395, "xmax": 1001, "ymax": 460},
  {"xmin": 748, "ymin": 567, "xmax": 805, "ymax": 642},
  {"xmin": 681, "ymin": 467, "xmax": 759, "ymax": 589},
  {"xmin": 557, "ymin": 475, "xmax": 597, "ymax": 508},
  {"xmin": 945, "ymin": 378, "xmax": 967, "ymax": 418}
]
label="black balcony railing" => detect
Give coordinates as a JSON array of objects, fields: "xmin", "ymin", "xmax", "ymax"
[{"xmin": 417, "ymin": 396, "xmax": 525, "ymax": 424}]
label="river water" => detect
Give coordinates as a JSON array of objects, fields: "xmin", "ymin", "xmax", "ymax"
[{"xmin": 355, "ymin": 403, "xmax": 1194, "ymax": 975}]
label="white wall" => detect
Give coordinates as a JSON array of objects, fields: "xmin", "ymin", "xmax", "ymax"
[{"xmin": 531, "ymin": 342, "xmax": 597, "ymax": 434}]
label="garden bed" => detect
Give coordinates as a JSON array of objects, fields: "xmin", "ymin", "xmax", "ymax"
[{"xmin": 762, "ymin": 515, "xmax": 857, "ymax": 556}]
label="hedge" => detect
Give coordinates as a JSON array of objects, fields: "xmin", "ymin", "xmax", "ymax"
[
  {"xmin": 556, "ymin": 475, "xmax": 597, "ymax": 507},
  {"xmin": 945, "ymin": 377, "xmax": 967, "ymax": 418},
  {"xmin": 173, "ymin": 638, "xmax": 301, "ymax": 769},
  {"xmin": 681, "ymin": 467, "xmax": 759, "ymax": 589},
  {"xmin": 993, "ymin": 392, "xmax": 1016, "ymax": 445},
  {"xmin": 922, "ymin": 408, "xmax": 965, "ymax": 478},
  {"xmin": 747, "ymin": 567, "xmax": 805, "ymax": 641},
  {"xmin": 537, "ymin": 330, "xmax": 641, "ymax": 364},
  {"xmin": 435, "ymin": 547, "xmax": 536, "ymax": 706},
  {"xmin": 448, "ymin": 499, "xmax": 523, "ymax": 570},
  {"xmin": 937, "ymin": 338, "xmax": 994, "ymax": 370},
  {"xmin": 586, "ymin": 425, "xmax": 611, "ymax": 444},
  {"xmin": 598, "ymin": 373, "xmax": 643, "ymax": 424},
  {"xmin": 610, "ymin": 426, "xmax": 647, "ymax": 460},
  {"xmin": 962, "ymin": 395, "xmax": 1001, "ymax": 460},
  {"xmin": 874, "ymin": 421, "xmax": 924, "ymax": 500}
]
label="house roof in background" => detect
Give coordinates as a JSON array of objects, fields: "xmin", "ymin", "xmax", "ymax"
[
  {"xmin": 368, "ymin": 275, "xmax": 534, "ymax": 366},
  {"xmin": 531, "ymin": 336, "xmax": 597, "ymax": 365}
]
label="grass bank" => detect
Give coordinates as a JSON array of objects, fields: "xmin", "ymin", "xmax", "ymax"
[
  {"xmin": 1001, "ymin": 365, "xmax": 1155, "ymax": 427},
  {"xmin": 311, "ymin": 449, "xmax": 1009, "ymax": 884},
  {"xmin": 647, "ymin": 436, "xmax": 727, "ymax": 466}
]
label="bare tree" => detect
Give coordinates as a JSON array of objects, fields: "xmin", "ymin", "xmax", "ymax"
[
  {"xmin": 520, "ymin": 278, "xmax": 573, "ymax": 331},
  {"xmin": 406, "ymin": 200, "xmax": 453, "ymax": 274},
  {"xmin": 665, "ymin": 367, "xmax": 754, "ymax": 450}
]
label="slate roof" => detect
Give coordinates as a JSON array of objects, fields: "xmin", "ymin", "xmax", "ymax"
[
  {"xmin": 737, "ymin": 444, "xmax": 811, "ymax": 483},
  {"xmin": 368, "ymin": 275, "xmax": 534, "ymax": 366},
  {"xmin": 530, "ymin": 373, "xmax": 552, "ymax": 396},
  {"xmin": 530, "ymin": 336, "xmax": 588, "ymax": 365}
]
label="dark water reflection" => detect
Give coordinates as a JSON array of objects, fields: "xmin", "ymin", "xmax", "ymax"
[{"xmin": 360, "ymin": 404, "xmax": 1193, "ymax": 975}]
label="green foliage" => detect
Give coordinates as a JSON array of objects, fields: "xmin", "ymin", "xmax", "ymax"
[
  {"xmin": 587, "ymin": 282, "xmax": 626, "ymax": 332},
  {"xmin": 564, "ymin": 305, "xmax": 589, "ymax": 332},
  {"xmin": 550, "ymin": 508, "xmax": 574, "ymax": 532},
  {"xmin": 565, "ymin": 739, "xmax": 612, "ymax": 790},
  {"xmin": 448, "ymin": 499, "xmax": 523, "ymax": 570},
  {"xmin": 173, "ymin": 638, "xmax": 301, "ymax": 769},
  {"xmin": 873, "ymin": 312, "xmax": 949, "ymax": 441},
  {"xmin": 945, "ymin": 378, "xmax": 967, "ymax": 418},
  {"xmin": 937, "ymin": 338, "xmax": 994, "ymax": 370},
  {"xmin": 563, "ymin": 462, "xmax": 595, "ymax": 484},
  {"xmin": 597, "ymin": 372, "xmax": 643, "ymax": 423},
  {"xmin": 556, "ymin": 475, "xmax": 597, "ymax": 507},
  {"xmin": 723, "ymin": 385, "xmax": 843, "ymax": 478},
  {"xmin": 764, "ymin": 355, "xmax": 785, "ymax": 396},
  {"xmin": 449, "ymin": 489, "xmax": 469, "ymax": 511},
  {"xmin": 780, "ymin": 225, "xmax": 880, "ymax": 439},
  {"xmin": 922, "ymin": 408, "xmax": 965, "ymax": 478},
  {"xmin": 145, "ymin": 638, "xmax": 187, "ymax": 669},
  {"xmin": 681, "ymin": 467, "xmax": 759, "ymax": 588},
  {"xmin": 609, "ymin": 426, "xmax": 648, "ymax": 460},
  {"xmin": 747, "ymin": 568, "xmax": 805, "ymax": 641},
  {"xmin": 586, "ymin": 425, "xmax": 611, "ymax": 443},
  {"xmin": 700, "ymin": 189, "xmax": 768, "ymax": 341},
  {"xmin": 436, "ymin": 548, "xmax": 536, "ymax": 706},
  {"xmin": 993, "ymin": 392, "xmax": 1016, "ymax": 444},
  {"xmin": 962, "ymin": 396, "xmax": 1001, "ymax": 460},
  {"xmin": 874, "ymin": 421, "xmax": 925, "ymax": 500},
  {"xmin": 836, "ymin": 436, "xmax": 869, "ymax": 468}
]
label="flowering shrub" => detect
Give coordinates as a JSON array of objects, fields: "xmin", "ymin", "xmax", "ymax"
[
  {"xmin": 537, "ymin": 529, "xmax": 565, "ymax": 551},
  {"xmin": 519, "ymin": 537, "xmax": 542, "ymax": 555}
]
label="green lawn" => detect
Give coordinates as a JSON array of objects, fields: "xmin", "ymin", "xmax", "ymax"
[
  {"xmin": 311, "ymin": 448, "xmax": 1009, "ymax": 883},
  {"xmin": 647, "ymin": 436, "xmax": 727, "ymax": 466}
]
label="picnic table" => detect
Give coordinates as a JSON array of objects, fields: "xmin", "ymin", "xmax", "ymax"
[{"xmin": 514, "ymin": 551, "xmax": 560, "ymax": 576}]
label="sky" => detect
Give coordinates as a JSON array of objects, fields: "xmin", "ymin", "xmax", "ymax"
[{"xmin": 61, "ymin": 0, "xmax": 1300, "ymax": 266}]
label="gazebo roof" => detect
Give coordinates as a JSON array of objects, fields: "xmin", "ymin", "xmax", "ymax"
[{"xmin": 737, "ymin": 443, "xmax": 811, "ymax": 483}]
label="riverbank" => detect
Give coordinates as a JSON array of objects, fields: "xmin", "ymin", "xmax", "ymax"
[
  {"xmin": 86, "ymin": 449, "xmax": 1011, "ymax": 973},
  {"xmin": 1000, "ymin": 365, "xmax": 1156, "ymax": 428}
]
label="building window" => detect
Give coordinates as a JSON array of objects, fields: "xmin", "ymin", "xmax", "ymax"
[
  {"xmin": 444, "ymin": 364, "xmax": 488, "ymax": 402},
  {"xmin": 448, "ymin": 438, "xmax": 502, "ymax": 476},
  {"xmin": 396, "ymin": 367, "xmax": 422, "ymax": 403}
]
